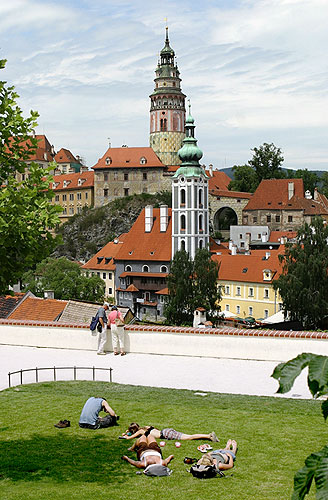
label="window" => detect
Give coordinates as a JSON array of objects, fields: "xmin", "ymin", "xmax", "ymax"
[
  {"xmin": 140, "ymin": 157, "xmax": 147, "ymax": 165},
  {"xmin": 288, "ymin": 215, "xmax": 293, "ymax": 222},
  {"xmin": 108, "ymin": 287, "xmax": 112, "ymax": 295},
  {"xmin": 180, "ymin": 240, "xmax": 185, "ymax": 251},
  {"xmin": 143, "ymin": 172, "xmax": 147, "ymax": 181},
  {"xmin": 143, "ymin": 265, "xmax": 149, "ymax": 272},
  {"xmin": 161, "ymin": 266, "xmax": 168, "ymax": 273},
  {"xmin": 160, "ymin": 118, "xmax": 167, "ymax": 131},
  {"xmin": 225, "ymin": 285, "xmax": 230, "ymax": 295},
  {"xmin": 239, "ymin": 234, "xmax": 243, "ymax": 239},
  {"xmin": 160, "ymin": 295, "xmax": 165, "ymax": 303},
  {"xmin": 264, "ymin": 289, "xmax": 269, "ymax": 299},
  {"xmin": 108, "ymin": 273, "xmax": 112, "ymax": 279},
  {"xmin": 264, "ymin": 309, "xmax": 269, "ymax": 319},
  {"xmin": 240, "ymin": 242, "xmax": 245, "ymax": 248},
  {"xmin": 180, "ymin": 189, "xmax": 186, "ymax": 206},
  {"xmin": 249, "ymin": 287, "xmax": 254, "ymax": 297},
  {"xmin": 198, "ymin": 189, "xmax": 203, "ymax": 207},
  {"xmin": 226, "ymin": 304, "xmax": 230, "ymax": 311},
  {"xmin": 199, "ymin": 214, "xmax": 203, "ymax": 231},
  {"xmin": 77, "ymin": 206, "xmax": 82, "ymax": 214},
  {"xmin": 275, "ymin": 215, "xmax": 280, "ymax": 222},
  {"xmin": 105, "ymin": 157, "xmax": 111, "ymax": 165},
  {"xmin": 55, "ymin": 195, "xmax": 59, "ymax": 202},
  {"xmin": 125, "ymin": 265, "xmax": 132, "ymax": 272},
  {"xmin": 69, "ymin": 207, "xmax": 74, "ymax": 214},
  {"xmin": 249, "ymin": 306, "xmax": 253, "ymax": 316},
  {"xmin": 124, "ymin": 188, "xmax": 129, "ymax": 196},
  {"xmin": 85, "ymin": 192, "xmax": 88, "ymax": 200},
  {"xmin": 180, "ymin": 214, "xmax": 186, "ymax": 231},
  {"xmin": 97, "ymin": 272, "xmax": 100, "ymax": 277},
  {"xmin": 77, "ymin": 192, "xmax": 82, "ymax": 200},
  {"xmin": 113, "ymin": 171, "xmax": 118, "ymax": 180},
  {"xmin": 104, "ymin": 173, "xmax": 108, "ymax": 181},
  {"xmin": 267, "ymin": 215, "xmax": 271, "ymax": 223},
  {"xmin": 69, "ymin": 193, "xmax": 74, "ymax": 201},
  {"xmin": 104, "ymin": 189, "xmax": 108, "ymax": 196},
  {"xmin": 124, "ymin": 173, "xmax": 129, "ymax": 181},
  {"xmin": 236, "ymin": 305, "xmax": 240, "ymax": 314},
  {"xmin": 63, "ymin": 207, "xmax": 67, "ymax": 215},
  {"xmin": 103, "ymin": 273, "xmax": 106, "ymax": 279},
  {"xmin": 236, "ymin": 286, "xmax": 241, "ymax": 296}
]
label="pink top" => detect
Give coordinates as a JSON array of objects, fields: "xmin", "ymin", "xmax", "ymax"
[{"xmin": 108, "ymin": 310, "xmax": 124, "ymax": 325}]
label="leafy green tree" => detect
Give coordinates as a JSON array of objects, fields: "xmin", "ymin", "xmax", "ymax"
[
  {"xmin": 228, "ymin": 164, "xmax": 259, "ymax": 193},
  {"xmin": 249, "ymin": 142, "xmax": 285, "ymax": 183},
  {"xmin": 22, "ymin": 257, "xmax": 105, "ymax": 302},
  {"xmin": 287, "ymin": 169, "xmax": 320, "ymax": 193},
  {"xmin": 272, "ymin": 353, "xmax": 328, "ymax": 499},
  {"xmin": 164, "ymin": 250, "xmax": 194, "ymax": 325},
  {"xmin": 164, "ymin": 249, "xmax": 221, "ymax": 326},
  {"xmin": 321, "ymin": 171, "xmax": 328, "ymax": 199},
  {"xmin": 193, "ymin": 248, "xmax": 221, "ymax": 320},
  {"xmin": 0, "ymin": 58, "xmax": 61, "ymax": 294},
  {"xmin": 273, "ymin": 217, "xmax": 328, "ymax": 330}
]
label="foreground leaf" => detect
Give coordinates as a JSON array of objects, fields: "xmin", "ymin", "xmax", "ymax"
[{"xmin": 271, "ymin": 353, "xmax": 313, "ymax": 394}]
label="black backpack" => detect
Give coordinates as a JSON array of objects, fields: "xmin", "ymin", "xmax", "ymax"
[
  {"xmin": 190, "ymin": 464, "xmax": 224, "ymax": 479},
  {"xmin": 90, "ymin": 312, "xmax": 99, "ymax": 331}
]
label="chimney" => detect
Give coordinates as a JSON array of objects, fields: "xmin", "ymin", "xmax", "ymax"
[
  {"xmin": 314, "ymin": 187, "xmax": 319, "ymax": 200},
  {"xmin": 231, "ymin": 245, "xmax": 237, "ymax": 255},
  {"xmin": 160, "ymin": 204, "xmax": 168, "ymax": 232},
  {"xmin": 145, "ymin": 205, "xmax": 153, "ymax": 232},
  {"xmin": 51, "ymin": 145, "xmax": 55, "ymax": 155},
  {"xmin": 265, "ymin": 251, "xmax": 271, "ymax": 260},
  {"xmin": 245, "ymin": 232, "xmax": 251, "ymax": 251},
  {"xmin": 44, "ymin": 290, "xmax": 54, "ymax": 300},
  {"xmin": 44, "ymin": 152, "xmax": 48, "ymax": 161},
  {"xmin": 209, "ymin": 164, "xmax": 213, "ymax": 177},
  {"xmin": 261, "ymin": 232, "xmax": 268, "ymax": 243},
  {"xmin": 229, "ymin": 240, "xmax": 233, "ymax": 250},
  {"xmin": 288, "ymin": 181, "xmax": 294, "ymax": 200}
]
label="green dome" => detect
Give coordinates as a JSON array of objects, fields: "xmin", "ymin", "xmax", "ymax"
[{"xmin": 178, "ymin": 137, "xmax": 203, "ymax": 164}]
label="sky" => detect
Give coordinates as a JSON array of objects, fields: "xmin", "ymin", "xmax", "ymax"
[{"xmin": 1, "ymin": 0, "xmax": 327, "ymax": 171}]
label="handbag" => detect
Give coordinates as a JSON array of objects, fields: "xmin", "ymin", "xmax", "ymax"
[{"xmin": 114, "ymin": 311, "xmax": 125, "ymax": 327}]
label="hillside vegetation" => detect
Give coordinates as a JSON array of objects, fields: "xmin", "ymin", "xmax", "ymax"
[{"xmin": 52, "ymin": 191, "xmax": 171, "ymax": 262}]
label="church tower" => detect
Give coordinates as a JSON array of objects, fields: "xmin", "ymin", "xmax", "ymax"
[
  {"xmin": 171, "ymin": 104, "xmax": 209, "ymax": 259},
  {"xmin": 149, "ymin": 28, "xmax": 186, "ymax": 166}
]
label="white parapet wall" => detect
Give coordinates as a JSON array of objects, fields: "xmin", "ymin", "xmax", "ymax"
[{"xmin": 0, "ymin": 320, "xmax": 328, "ymax": 363}]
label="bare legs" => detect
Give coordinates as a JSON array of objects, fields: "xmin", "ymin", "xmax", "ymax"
[{"xmin": 224, "ymin": 439, "xmax": 237, "ymax": 454}]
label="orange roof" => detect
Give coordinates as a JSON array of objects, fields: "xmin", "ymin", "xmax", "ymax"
[
  {"xmin": 92, "ymin": 147, "xmax": 165, "ymax": 170},
  {"xmin": 166, "ymin": 165, "xmax": 179, "ymax": 172},
  {"xmin": 286, "ymin": 196, "xmax": 328, "ymax": 215},
  {"xmin": 244, "ymin": 179, "xmax": 304, "ymax": 210},
  {"xmin": 269, "ymin": 231, "xmax": 298, "ymax": 242},
  {"xmin": 213, "ymin": 250, "xmax": 283, "ymax": 284},
  {"xmin": 0, "ymin": 292, "xmax": 25, "ymax": 318},
  {"xmin": 8, "ymin": 297, "xmax": 67, "ymax": 321},
  {"xmin": 210, "ymin": 238, "xmax": 231, "ymax": 254},
  {"xmin": 52, "ymin": 171, "xmax": 94, "ymax": 191},
  {"xmin": 54, "ymin": 148, "xmax": 78, "ymax": 164},
  {"xmin": 205, "ymin": 170, "xmax": 231, "ymax": 191},
  {"xmin": 155, "ymin": 287, "xmax": 169, "ymax": 295},
  {"xmin": 7, "ymin": 134, "xmax": 54, "ymax": 163},
  {"xmin": 115, "ymin": 208, "xmax": 172, "ymax": 262},
  {"xmin": 82, "ymin": 234, "xmax": 127, "ymax": 271},
  {"xmin": 210, "ymin": 189, "xmax": 252, "ymax": 199}
]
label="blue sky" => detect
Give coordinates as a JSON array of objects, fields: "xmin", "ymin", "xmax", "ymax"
[{"xmin": 1, "ymin": 0, "xmax": 327, "ymax": 171}]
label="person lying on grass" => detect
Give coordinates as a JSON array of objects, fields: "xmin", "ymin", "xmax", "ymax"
[
  {"xmin": 196, "ymin": 439, "xmax": 237, "ymax": 471},
  {"xmin": 121, "ymin": 423, "xmax": 219, "ymax": 443},
  {"xmin": 121, "ymin": 432, "xmax": 174, "ymax": 473}
]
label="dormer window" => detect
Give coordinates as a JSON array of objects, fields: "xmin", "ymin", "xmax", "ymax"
[
  {"xmin": 125, "ymin": 265, "xmax": 132, "ymax": 272},
  {"xmin": 263, "ymin": 269, "xmax": 272, "ymax": 281},
  {"xmin": 105, "ymin": 157, "xmax": 112, "ymax": 165},
  {"xmin": 97, "ymin": 257, "xmax": 104, "ymax": 264},
  {"xmin": 140, "ymin": 157, "xmax": 147, "ymax": 165},
  {"xmin": 143, "ymin": 265, "xmax": 149, "ymax": 273}
]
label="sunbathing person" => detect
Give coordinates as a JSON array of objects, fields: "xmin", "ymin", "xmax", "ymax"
[
  {"xmin": 121, "ymin": 433, "xmax": 174, "ymax": 474},
  {"xmin": 121, "ymin": 423, "xmax": 219, "ymax": 443},
  {"xmin": 196, "ymin": 439, "xmax": 237, "ymax": 471}
]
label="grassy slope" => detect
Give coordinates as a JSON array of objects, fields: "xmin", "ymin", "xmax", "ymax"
[{"xmin": 0, "ymin": 381, "xmax": 325, "ymax": 500}]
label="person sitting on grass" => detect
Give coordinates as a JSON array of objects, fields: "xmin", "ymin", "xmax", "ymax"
[
  {"xmin": 79, "ymin": 397, "xmax": 119, "ymax": 429},
  {"xmin": 121, "ymin": 431, "xmax": 174, "ymax": 475},
  {"xmin": 121, "ymin": 423, "xmax": 219, "ymax": 443},
  {"xmin": 196, "ymin": 439, "xmax": 237, "ymax": 471}
]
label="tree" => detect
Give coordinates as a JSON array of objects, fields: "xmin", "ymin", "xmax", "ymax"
[
  {"xmin": 164, "ymin": 250, "xmax": 194, "ymax": 325},
  {"xmin": 249, "ymin": 142, "xmax": 285, "ymax": 183},
  {"xmin": 272, "ymin": 353, "xmax": 328, "ymax": 499},
  {"xmin": 287, "ymin": 168, "xmax": 320, "ymax": 193},
  {"xmin": 228, "ymin": 164, "xmax": 259, "ymax": 193},
  {"xmin": 22, "ymin": 257, "xmax": 105, "ymax": 302},
  {"xmin": 0, "ymin": 58, "xmax": 61, "ymax": 294},
  {"xmin": 273, "ymin": 217, "xmax": 328, "ymax": 330},
  {"xmin": 164, "ymin": 249, "xmax": 221, "ymax": 326},
  {"xmin": 321, "ymin": 172, "xmax": 328, "ymax": 199}
]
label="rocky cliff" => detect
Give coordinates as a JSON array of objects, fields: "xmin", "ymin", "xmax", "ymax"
[{"xmin": 52, "ymin": 191, "xmax": 171, "ymax": 263}]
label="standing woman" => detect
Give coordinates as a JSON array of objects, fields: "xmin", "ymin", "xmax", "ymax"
[{"xmin": 109, "ymin": 305, "xmax": 126, "ymax": 356}]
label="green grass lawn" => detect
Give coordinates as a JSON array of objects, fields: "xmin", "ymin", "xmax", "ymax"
[{"xmin": 0, "ymin": 381, "xmax": 326, "ymax": 500}]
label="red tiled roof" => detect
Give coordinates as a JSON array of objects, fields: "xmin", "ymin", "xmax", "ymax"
[
  {"xmin": 92, "ymin": 147, "xmax": 165, "ymax": 170},
  {"xmin": 212, "ymin": 250, "xmax": 283, "ymax": 284},
  {"xmin": 210, "ymin": 189, "xmax": 252, "ymax": 199},
  {"xmin": 155, "ymin": 287, "xmax": 169, "ymax": 295},
  {"xmin": 6, "ymin": 135, "xmax": 54, "ymax": 163},
  {"xmin": 210, "ymin": 238, "xmax": 231, "ymax": 254},
  {"xmin": 115, "ymin": 208, "xmax": 172, "ymax": 262},
  {"xmin": 0, "ymin": 292, "xmax": 25, "ymax": 319},
  {"xmin": 244, "ymin": 179, "xmax": 304, "ymax": 210},
  {"xmin": 52, "ymin": 171, "xmax": 94, "ymax": 191},
  {"xmin": 286, "ymin": 196, "xmax": 328, "ymax": 215},
  {"xmin": 54, "ymin": 148, "xmax": 77, "ymax": 164},
  {"xmin": 8, "ymin": 297, "xmax": 68, "ymax": 321},
  {"xmin": 82, "ymin": 234, "xmax": 127, "ymax": 271},
  {"xmin": 126, "ymin": 284, "xmax": 139, "ymax": 292},
  {"xmin": 269, "ymin": 231, "xmax": 298, "ymax": 242},
  {"xmin": 205, "ymin": 170, "xmax": 231, "ymax": 191},
  {"xmin": 166, "ymin": 165, "xmax": 179, "ymax": 172}
]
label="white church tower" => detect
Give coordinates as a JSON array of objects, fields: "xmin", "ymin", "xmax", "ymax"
[{"xmin": 171, "ymin": 103, "xmax": 209, "ymax": 259}]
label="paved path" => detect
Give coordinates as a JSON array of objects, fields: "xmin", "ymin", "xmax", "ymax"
[{"xmin": 0, "ymin": 344, "xmax": 311, "ymax": 399}]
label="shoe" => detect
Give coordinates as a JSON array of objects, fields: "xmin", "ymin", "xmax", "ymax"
[
  {"xmin": 54, "ymin": 420, "xmax": 70, "ymax": 428},
  {"xmin": 120, "ymin": 352, "xmax": 126, "ymax": 356},
  {"xmin": 114, "ymin": 352, "xmax": 119, "ymax": 355},
  {"xmin": 97, "ymin": 352, "xmax": 106, "ymax": 355},
  {"xmin": 210, "ymin": 431, "xmax": 219, "ymax": 442}
]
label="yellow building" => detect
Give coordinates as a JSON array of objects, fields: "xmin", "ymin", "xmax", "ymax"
[
  {"xmin": 213, "ymin": 250, "xmax": 284, "ymax": 320},
  {"xmin": 51, "ymin": 171, "xmax": 94, "ymax": 223}
]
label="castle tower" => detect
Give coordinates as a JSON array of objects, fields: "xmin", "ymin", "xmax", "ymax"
[
  {"xmin": 149, "ymin": 27, "xmax": 186, "ymax": 166},
  {"xmin": 171, "ymin": 104, "xmax": 209, "ymax": 259}
]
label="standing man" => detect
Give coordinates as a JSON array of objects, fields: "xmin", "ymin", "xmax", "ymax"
[
  {"xmin": 108, "ymin": 305, "xmax": 125, "ymax": 355},
  {"xmin": 97, "ymin": 302, "xmax": 109, "ymax": 355},
  {"xmin": 79, "ymin": 397, "xmax": 119, "ymax": 429}
]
